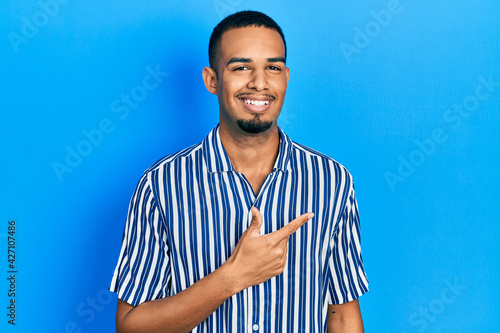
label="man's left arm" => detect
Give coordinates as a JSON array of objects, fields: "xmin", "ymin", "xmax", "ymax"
[
  {"xmin": 326, "ymin": 173, "xmax": 368, "ymax": 332},
  {"xmin": 327, "ymin": 299, "xmax": 364, "ymax": 332}
]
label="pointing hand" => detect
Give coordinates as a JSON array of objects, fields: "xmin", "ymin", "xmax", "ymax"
[{"xmin": 224, "ymin": 207, "xmax": 314, "ymax": 291}]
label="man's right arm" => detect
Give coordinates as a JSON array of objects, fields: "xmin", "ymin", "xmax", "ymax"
[
  {"xmin": 116, "ymin": 262, "xmax": 239, "ymax": 333},
  {"xmin": 115, "ymin": 207, "xmax": 313, "ymax": 333}
]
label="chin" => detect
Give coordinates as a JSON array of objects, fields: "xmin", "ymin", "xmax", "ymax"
[{"xmin": 237, "ymin": 118, "xmax": 274, "ymax": 134}]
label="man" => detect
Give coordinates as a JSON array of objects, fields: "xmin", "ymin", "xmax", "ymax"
[{"xmin": 110, "ymin": 10, "xmax": 369, "ymax": 332}]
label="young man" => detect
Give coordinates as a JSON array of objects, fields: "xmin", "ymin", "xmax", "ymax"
[{"xmin": 110, "ymin": 11, "xmax": 369, "ymax": 332}]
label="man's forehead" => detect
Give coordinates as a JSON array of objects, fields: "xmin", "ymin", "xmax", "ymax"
[{"xmin": 219, "ymin": 26, "xmax": 285, "ymax": 57}]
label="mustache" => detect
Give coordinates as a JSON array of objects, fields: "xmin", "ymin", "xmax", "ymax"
[{"xmin": 236, "ymin": 93, "xmax": 276, "ymax": 100}]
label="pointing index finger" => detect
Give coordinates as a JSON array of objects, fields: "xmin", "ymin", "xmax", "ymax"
[{"xmin": 274, "ymin": 213, "xmax": 314, "ymax": 241}]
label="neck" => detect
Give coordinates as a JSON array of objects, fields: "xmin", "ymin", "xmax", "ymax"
[{"xmin": 219, "ymin": 122, "xmax": 280, "ymax": 177}]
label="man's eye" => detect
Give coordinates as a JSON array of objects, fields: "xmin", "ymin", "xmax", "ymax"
[
  {"xmin": 234, "ymin": 66, "xmax": 249, "ymax": 71},
  {"xmin": 268, "ymin": 66, "xmax": 281, "ymax": 71}
]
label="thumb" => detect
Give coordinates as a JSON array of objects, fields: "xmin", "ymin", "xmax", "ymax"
[{"xmin": 249, "ymin": 207, "xmax": 263, "ymax": 233}]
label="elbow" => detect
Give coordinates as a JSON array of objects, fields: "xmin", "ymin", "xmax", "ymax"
[{"xmin": 115, "ymin": 299, "xmax": 138, "ymax": 333}]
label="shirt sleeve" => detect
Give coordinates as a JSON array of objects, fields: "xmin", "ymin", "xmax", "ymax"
[
  {"xmin": 109, "ymin": 172, "xmax": 171, "ymax": 306},
  {"xmin": 326, "ymin": 182, "xmax": 369, "ymax": 304}
]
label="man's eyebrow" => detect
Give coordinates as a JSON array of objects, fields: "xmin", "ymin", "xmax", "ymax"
[
  {"xmin": 267, "ymin": 57, "xmax": 286, "ymax": 64},
  {"xmin": 225, "ymin": 57, "xmax": 286, "ymax": 67},
  {"xmin": 226, "ymin": 57, "xmax": 252, "ymax": 67}
]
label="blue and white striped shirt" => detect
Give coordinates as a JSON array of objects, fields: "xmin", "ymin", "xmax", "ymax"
[{"xmin": 110, "ymin": 125, "xmax": 368, "ymax": 332}]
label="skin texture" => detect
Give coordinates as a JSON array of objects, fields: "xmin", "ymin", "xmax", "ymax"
[
  {"xmin": 115, "ymin": 26, "xmax": 364, "ymax": 332},
  {"xmin": 328, "ymin": 300, "xmax": 364, "ymax": 332}
]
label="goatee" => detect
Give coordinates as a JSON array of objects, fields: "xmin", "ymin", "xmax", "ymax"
[{"xmin": 237, "ymin": 116, "xmax": 273, "ymax": 134}]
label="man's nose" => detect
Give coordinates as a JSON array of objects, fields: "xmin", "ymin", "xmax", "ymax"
[{"xmin": 248, "ymin": 69, "xmax": 269, "ymax": 90}]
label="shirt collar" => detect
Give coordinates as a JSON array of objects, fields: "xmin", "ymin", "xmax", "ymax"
[{"xmin": 202, "ymin": 124, "xmax": 292, "ymax": 174}]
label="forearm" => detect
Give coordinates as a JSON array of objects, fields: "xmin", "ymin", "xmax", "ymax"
[
  {"xmin": 117, "ymin": 263, "xmax": 240, "ymax": 333},
  {"xmin": 327, "ymin": 299, "xmax": 364, "ymax": 333}
]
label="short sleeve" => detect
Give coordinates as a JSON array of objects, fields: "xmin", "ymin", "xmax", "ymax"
[
  {"xmin": 326, "ymin": 183, "xmax": 369, "ymax": 304},
  {"xmin": 109, "ymin": 172, "xmax": 171, "ymax": 306}
]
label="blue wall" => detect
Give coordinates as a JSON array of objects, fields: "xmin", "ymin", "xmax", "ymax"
[{"xmin": 1, "ymin": 0, "xmax": 499, "ymax": 331}]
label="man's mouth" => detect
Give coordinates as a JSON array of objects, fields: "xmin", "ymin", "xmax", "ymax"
[
  {"xmin": 237, "ymin": 95, "xmax": 275, "ymax": 112},
  {"xmin": 242, "ymin": 99, "xmax": 270, "ymax": 106}
]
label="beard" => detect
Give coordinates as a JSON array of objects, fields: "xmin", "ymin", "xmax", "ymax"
[{"xmin": 237, "ymin": 115, "xmax": 273, "ymax": 134}]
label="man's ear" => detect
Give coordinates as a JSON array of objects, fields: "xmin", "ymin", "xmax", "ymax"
[{"xmin": 202, "ymin": 67, "xmax": 218, "ymax": 95}]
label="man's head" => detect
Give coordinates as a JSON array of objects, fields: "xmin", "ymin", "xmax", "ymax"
[
  {"xmin": 203, "ymin": 11, "xmax": 289, "ymax": 136},
  {"xmin": 208, "ymin": 11, "xmax": 287, "ymax": 74}
]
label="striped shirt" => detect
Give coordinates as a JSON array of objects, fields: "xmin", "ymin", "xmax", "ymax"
[{"xmin": 110, "ymin": 124, "xmax": 369, "ymax": 332}]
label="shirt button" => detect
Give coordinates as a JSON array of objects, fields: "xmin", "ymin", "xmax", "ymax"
[{"xmin": 252, "ymin": 324, "xmax": 259, "ymax": 331}]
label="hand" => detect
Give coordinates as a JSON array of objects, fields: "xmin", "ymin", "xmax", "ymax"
[{"xmin": 224, "ymin": 207, "xmax": 314, "ymax": 291}]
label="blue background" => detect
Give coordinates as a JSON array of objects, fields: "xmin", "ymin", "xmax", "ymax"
[{"xmin": 1, "ymin": 0, "xmax": 499, "ymax": 332}]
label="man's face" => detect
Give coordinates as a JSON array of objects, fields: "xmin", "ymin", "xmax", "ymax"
[{"xmin": 212, "ymin": 26, "xmax": 289, "ymax": 135}]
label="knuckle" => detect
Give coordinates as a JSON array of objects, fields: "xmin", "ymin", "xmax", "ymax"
[{"xmin": 275, "ymin": 248, "xmax": 285, "ymax": 258}]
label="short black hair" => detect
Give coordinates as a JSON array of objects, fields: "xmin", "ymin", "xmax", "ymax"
[{"xmin": 208, "ymin": 10, "xmax": 287, "ymax": 72}]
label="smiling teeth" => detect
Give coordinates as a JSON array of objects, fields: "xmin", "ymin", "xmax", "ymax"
[{"xmin": 244, "ymin": 99, "xmax": 269, "ymax": 106}]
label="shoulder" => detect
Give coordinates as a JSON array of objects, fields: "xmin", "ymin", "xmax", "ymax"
[
  {"xmin": 143, "ymin": 142, "xmax": 203, "ymax": 176},
  {"xmin": 289, "ymin": 140, "xmax": 355, "ymax": 188},
  {"xmin": 290, "ymin": 141, "xmax": 353, "ymax": 176}
]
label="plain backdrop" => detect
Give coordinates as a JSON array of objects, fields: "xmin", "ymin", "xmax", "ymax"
[{"xmin": 1, "ymin": 0, "xmax": 499, "ymax": 332}]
